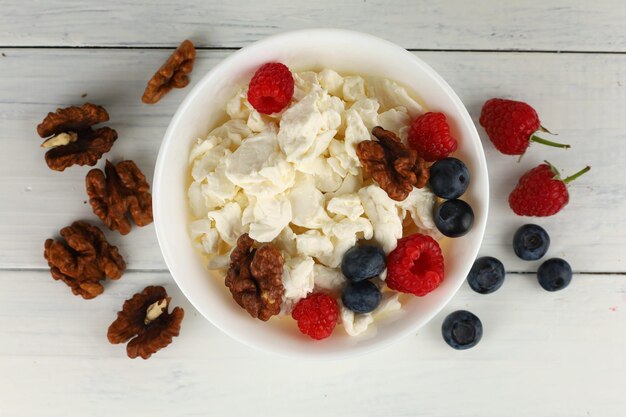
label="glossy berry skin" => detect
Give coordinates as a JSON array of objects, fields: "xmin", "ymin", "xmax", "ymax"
[
  {"xmin": 247, "ymin": 62, "xmax": 294, "ymax": 114},
  {"xmin": 341, "ymin": 245, "xmax": 386, "ymax": 282},
  {"xmin": 386, "ymin": 234, "xmax": 444, "ymax": 296},
  {"xmin": 291, "ymin": 293, "xmax": 339, "ymax": 340},
  {"xmin": 341, "ymin": 281, "xmax": 382, "ymax": 314},
  {"xmin": 509, "ymin": 164, "xmax": 568, "ymax": 217},
  {"xmin": 479, "ymin": 98, "xmax": 540, "ymax": 155},
  {"xmin": 441, "ymin": 310, "xmax": 483, "ymax": 350},
  {"xmin": 429, "ymin": 157, "xmax": 470, "ymax": 199},
  {"xmin": 408, "ymin": 112, "xmax": 458, "ymax": 161},
  {"xmin": 467, "ymin": 257, "xmax": 505, "ymax": 294},
  {"xmin": 434, "ymin": 199, "xmax": 474, "ymax": 237},
  {"xmin": 513, "ymin": 224, "xmax": 550, "ymax": 260},
  {"xmin": 537, "ymin": 258, "xmax": 572, "ymax": 292}
]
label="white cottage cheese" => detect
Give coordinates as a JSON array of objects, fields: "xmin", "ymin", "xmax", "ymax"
[{"xmin": 188, "ymin": 69, "xmax": 439, "ymax": 336}]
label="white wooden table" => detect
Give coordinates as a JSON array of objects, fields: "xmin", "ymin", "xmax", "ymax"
[{"xmin": 1, "ymin": 2, "xmax": 625, "ymax": 416}]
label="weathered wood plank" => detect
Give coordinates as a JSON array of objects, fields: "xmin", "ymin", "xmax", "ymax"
[
  {"xmin": 1, "ymin": 270, "xmax": 624, "ymax": 417},
  {"xmin": 0, "ymin": 0, "xmax": 625, "ymax": 51},
  {"xmin": 0, "ymin": 49, "xmax": 621, "ymax": 271}
]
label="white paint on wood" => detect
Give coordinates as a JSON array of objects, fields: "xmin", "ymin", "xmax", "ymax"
[
  {"xmin": 0, "ymin": 49, "xmax": 622, "ymax": 272},
  {"xmin": 0, "ymin": 270, "xmax": 624, "ymax": 416},
  {"xmin": 0, "ymin": 0, "xmax": 625, "ymax": 51}
]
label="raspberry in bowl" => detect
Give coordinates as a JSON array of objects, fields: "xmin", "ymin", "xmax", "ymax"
[{"xmin": 153, "ymin": 29, "xmax": 488, "ymax": 358}]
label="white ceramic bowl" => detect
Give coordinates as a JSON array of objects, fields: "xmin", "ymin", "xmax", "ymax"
[{"xmin": 154, "ymin": 29, "xmax": 488, "ymax": 359}]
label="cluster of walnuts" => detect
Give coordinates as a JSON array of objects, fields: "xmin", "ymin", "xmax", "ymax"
[{"xmin": 39, "ymin": 40, "xmax": 196, "ymax": 359}]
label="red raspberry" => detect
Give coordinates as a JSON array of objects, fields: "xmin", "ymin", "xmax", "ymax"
[
  {"xmin": 408, "ymin": 112, "xmax": 458, "ymax": 162},
  {"xmin": 386, "ymin": 234, "xmax": 444, "ymax": 296},
  {"xmin": 247, "ymin": 62, "xmax": 294, "ymax": 114},
  {"xmin": 479, "ymin": 98, "xmax": 570, "ymax": 155},
  {"xmin": 291, "ymin": 293, "xmax": 339, "ymax": 340},
  {"xmin": 509, "ymin": 162, "xmax": 590, "ymax": 217}
]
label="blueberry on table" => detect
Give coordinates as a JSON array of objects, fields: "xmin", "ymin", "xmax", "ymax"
[
  {"xmin": 441, "ymin": 310, "xmax": 483, "ymax": 350},
  {"xmin": 428, "ymin": 157, "xmax": 470, "ymax": 199},
  {"xmin": 467, "ymin": 256, "xmax": 505, "ymax": 294},
  {"xmin": 341, "ymin": 245, "xmax": 386, "ymax": 282},
  {"xmin": 341, "ymin": 280, "xmax": 382, "ymax": 314},
  {"xmin": 537, "ymin": 258, "xmax": 572, "ymax": 291},
  {"xmin": 513, "ymin": 224, "xmax": 550, "ymax": 261},
  {"xmin": 434, "ymin": 199, "xmax": 474, "ymax": 237}
]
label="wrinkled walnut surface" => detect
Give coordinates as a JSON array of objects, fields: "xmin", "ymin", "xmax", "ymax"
[
  {"xmin": 86, "ymin": 160, "xmax": 153, "ymax": 235},
  {"xmin": 107, "ymin": 285, "xmax": 184, "ymax": 359},
  {"xmin": 43, "ymin": 221, "xmax": 126, "ymax": 299},
  {"xmin": 357, "ymin": 126, "xmax": 429, "ymax": 201},
  {"xmin": 225, "ymin": 234, "xmax": 285, "ymax": 321},
  {"xmin": 142, "ymin": 39, "xmax": 196, "ymax": 104},
  {"xmin": 36, "ymin": 103, "xmax": 117, "ymax": 171}
]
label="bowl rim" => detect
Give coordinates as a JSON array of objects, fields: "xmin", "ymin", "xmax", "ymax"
[{"xmin": 153, "ymin": 28, "xmax": 489, "ymax": 359}]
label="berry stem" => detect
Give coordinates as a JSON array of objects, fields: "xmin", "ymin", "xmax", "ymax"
[
  {"xmin": 563, "ymin": 166, "xmax": 591, "ymax": 184},
  {"xmin": 530, "ymin": 134, "xmax": 570, "ymax": 149}
]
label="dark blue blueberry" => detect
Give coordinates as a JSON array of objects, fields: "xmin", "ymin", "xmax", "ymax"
[
  {"xmin": 537, "ymin": 258, "xmax": 572, "ymax": 291},
  {"xmin": 513, "ymin": 224, "xmax": 550, "ymax": 261},
  {"xmin": 429, "ymin": 157, "xmax": 470, "ymax": 199},
  {"xmin": 341, "ymin": 245, "xmax": 386, "ymax": 282},
  {"xmin": 434, "ymin": 199, "xmax": 474, "ymax": 238},
  {"xmin": 441, "ymin": 310, "xmax": 483, "ymax": 350},
  {"xmin": 467, "ymin": 256, "xmax": 505, "ymax": 294},
  {"xmin": 341, "ymin": 280, "xmax": 382, "ymax": 313}
]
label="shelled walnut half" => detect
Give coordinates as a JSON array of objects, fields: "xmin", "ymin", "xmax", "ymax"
[
  {"xmin": 225, "ymin": 234, "xmax": 285, "ymax": 321},
  {"xmin": 356, "ymin": 126, "xmax": 429, "ymax": 201},
  {"xmin": 36, "ymin": 103, "xmax": 117, "ymax": 171},
  {"xmin": 43, "ymin": 221, "xmax": 126, "ymax": 299},
  {"xmin": 85, "ymin": 160, "xmax": 153, "ymax": 235},
  {"xmin": 107, "ymin": 285, "xmax": 184, "ymax": 359},
  {"xmin": 142, "ymin": 39, "xmax": 196, "ymax": 104}
]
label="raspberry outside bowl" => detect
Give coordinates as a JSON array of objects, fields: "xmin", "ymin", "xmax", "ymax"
[{"xmin": 153, "ymin": 29, "xmax": 489, "ymax": 358}]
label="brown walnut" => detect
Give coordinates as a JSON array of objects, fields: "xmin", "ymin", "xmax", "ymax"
[
  {"xmin": 85, "ymin": 160, "xmax": 153, "ymax": 235},
  {"xmin": 356, "ymin": 126, "xmax": 429, "ymax": 201},
  {"xmin": 107, "ymin": 285, "xmax": 184, "ymax": 359},
  {"xmin": 36, "ymin": 103, "xmax": 118, "ymax": 171},
  {"xmin": 225, "ymin": 234, "xmax": 285, "ymax": 321},
  {"xmin": 142, "ymin": 39, "xmax": 196, "ymax": 104},
  {"xmin": 43, "ymin": 221, "xmax": 126, "ymax": 299}
]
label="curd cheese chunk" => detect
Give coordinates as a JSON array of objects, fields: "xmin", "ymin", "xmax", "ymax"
[
  {"xmin": 297, "ymin": 156, "xmax": 343, "ymax": 193},
  {"xmin": 247, "ymin": 194, "xmax": 292, "ymax": 242},
  {"xmin": 319, "ymin": 217, "xmax": 373, "ymax": 268},
  {"xmin": 368, "ymin": 78, "xmax": 424, "ymax": 119},
  {"xmin": 208, "ymin": 119, "xmax": 252, "ymax": 147},
  {"xmin": 349, "ymin": 98, "xmax": 380, "ymax": 132},
  {"xmin": 293, "ymin": 71, "xmax": 320, "ymax": 101},
  {"xmin": 188, "ymin": 181, "xmax": 209, "ymax": 219},
  {"xmin": 274, "ymin": 226, "xmax": 297, "ymax": 258},
  {"xmin": 288, "ymin": 174, "xmax": 332, "ymax": 229},
  {"xmin": 189, "ymin": 219, "xmax": 219, "ymax": 254},
  {"xmin": 281, "ymin": 255, "xmax": 315, "ymax": 306},
  {"xmin": 344, "ymin": 108, "xmax": 371, "ymax": 167},
  {"xmin": 327, "ymin": 193, "xmax": 364, "ymax": 221},
  {"xmin": 226, "ymin": 90, "xmax": 252, "ymax": 120},
  {"xmin": 318, "ymin": 68, "xmax": 344, "ymax": 96},
  {"xmin": 341, "ymin": 306, "xmax": 375, "ymax": 336},
  {"xmin": 206, "ymin": 202, "xmax": 245, "ymax": 247},
  {"xmin": 359, "ymin": 185, "xmax": 403, "ymax": 253},
  {"xmin": 225, "ymin": 126, "xmax": 295, "ymax": 197},
  {"xmin": 342, "ymin": 75, "xmax": 367, "ymax": 102},
  {"xmin": 295, "ymin": 230, "xmax": 334, "ymax": 260},
  {"xmin": 313, "ymin": 264, "xmax": 346, "ymax": 291},
  {"xmin": 278, "ymin": 88, "xmax": 324, "ymax": 161},
  {"xmin": 396, "ymin": 186, "xmax": 441, "ymax": 238},
  {"xmin": 202, "ymin": 158, "xmax": 239, "ymax": 208},
  {"xmin": 378, "ymin": 107, "xmax": 411, "ymax": 140}
]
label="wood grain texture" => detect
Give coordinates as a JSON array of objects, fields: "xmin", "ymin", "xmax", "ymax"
[
  {"xmin": 0, "ymin": 0, "xmax": 625, "ymax": 51},
  {"xmin": 1, "ymin": 270, "xmax": 624, "ymax": 417},
  {"xmin": 0, "ymin": 49, "xmax": 622, "ymax": 272}
]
